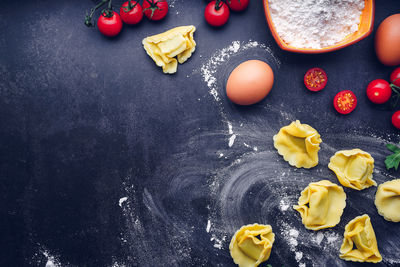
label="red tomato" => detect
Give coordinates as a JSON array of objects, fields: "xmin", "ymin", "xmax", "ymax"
[
  {"xmin": 366, "ymin": 79, "xmax": 392, "ymax": 104},
  {"xmin": 227, "ymin": 0, "xmax": 249, "ymax": 12},
  {"xmin": 120, "ymin": 1, "xmax": 143, "ymax": 25},
  {"xmin": 390, "ymin": 67, "xmax": 400, "ymax": 87},
  {"xmin": 304, "ymin": 68, "xmax": 327, "ymax": 92},
  {"xmin": 392, "ymin": 111, "xmax": 400, "ymax": 129},
  {"xmin": 333, "ymin": 90, "xmax": 357, "ymax": 114},
  {"xmin": 97, "ymin": 11, "xmax": 123, "ymax": 37},
  {"xmin": 205, "ymin": 1, "xmax": 230, "ymax": 27},
  {"xmin": 143, "ymin": 0, "xmax": 168, "ymax": 21}
]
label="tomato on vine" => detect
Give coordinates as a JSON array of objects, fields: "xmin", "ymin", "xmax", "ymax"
[
  {"xmin": 143, "ymin": 0, "xmax": 168, "ymax": 21},
  {"xmin": 366, "ymin": 79, "xmax": 392, "ymax": 104},
  {"xmin": 392, "ymin": 111, "xmax": 400, "ymax": 129},
  {"xmin": 120, "ymin": 1, "xmax": 143, "ymax": 25},
  {"xmin": 205, "ymin": 0, "xmax": 230, "ymax": 27},
  {"xmin": 391, "ymin": 67, "xmax": 400, "ymax": 87},
  {"xmin": 226, "ymin": 0, "xmax": 249, "ymax": 12},
  {"xmin": 84, "ymin": 0, "xmax": 122, "ymax": 37},
  {"xmin": 97, "ymin": 10, "xmax": 123, "ymax": 37}
]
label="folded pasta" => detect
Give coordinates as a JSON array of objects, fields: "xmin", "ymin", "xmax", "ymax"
[
  {"xmin": 229, "ymin": 224, "xmax": 275, "ymax": 267},
  {"xmin": 375, "ymin": 179, "xmax": 400, "ymax": 222},
  {"xmin": 273, "ymin": 120, "xmax": 322, "ymax": 168},
  {"xmin": 142, "ymin": 25, "xmax": 196, "ymax": 74},
  {"xmin": 293, "ymin": 180, "xmax": 346, "ymax": 230},
  {"xmin": 339, "ymin": 214, "xmax": 382, "ymax": 263},
  {"xmin": 328, "ymin": 149, "xmax": 376, "ymax": 190}
]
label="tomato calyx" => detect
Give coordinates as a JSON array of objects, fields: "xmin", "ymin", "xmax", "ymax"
[
  {"xmin": 143, "ymin": 0, "xmax": 167, "ymax": 19},
  {"xmin": 85, "ymin": 0, "xmax": 109, "ymax": 27},
  {"xmin": 101, "ymin": 8, "xmax": 115, "ymax": 18},
  {"xmin": 214, "ymin": 0, "xmax": 224, "ymax": 11},
  {"xmin": 122, "ymin": 0, "xmax": 139, "ymax": 12},
  {"xmin": 390, "ymin": 79, "xmax": 400, "ymax": 108},
  {"xmin": 390, "ymin": 78, "xmax": 400, "ymax": 91}
]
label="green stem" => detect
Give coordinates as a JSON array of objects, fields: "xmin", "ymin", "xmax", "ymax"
[
  {"xmin": 123, "ymin": 0, "xmax": 138, "ymax": 12},
  {"xmin": 391, "ymin": 85, "xmax": 400, "ymax": 95},
  {"xmin": 143, "ymin": 0, "xmax": 166, "ymax": 19},
  {"xmin": 85, "ymin": 0, "xmax": 109, "ymax": 27},
  {"xmin": 215, "ymin": 0, "xmax": 223, "ymax": 10}
]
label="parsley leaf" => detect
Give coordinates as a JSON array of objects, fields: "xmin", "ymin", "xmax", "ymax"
[
  {"xmin": 385, "ymin": 143, "xmax": 400, "ymax": 170},
  {"xmin": 387, "ymin": 143, "xmax": 400, "ymax": 153}
]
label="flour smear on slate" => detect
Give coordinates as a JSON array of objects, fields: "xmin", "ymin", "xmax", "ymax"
[{"xmin": 116, "ymin": 41, "xmax": 400, "ymax": 266}]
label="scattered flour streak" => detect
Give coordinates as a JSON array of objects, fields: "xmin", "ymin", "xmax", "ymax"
[
  {"xmin": 118, "ymin": 197, "xmax": 128, "ymax": 207},
  {"xmin": 41, "ymin": 248, "xmax": 62, "ymax": 267},
  {"xmin": 228, "ymin": 134, "xmax": 237, "ymax": 147},
  {"xmin": 199, "ymin": 40, "xmax": 281, "ymax": 149},
  {"xmin": 206, "ymin": 220, "xmax": 211, "ymax": 233}
]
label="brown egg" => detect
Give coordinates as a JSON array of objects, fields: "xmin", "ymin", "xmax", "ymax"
[
  {"xmin": 226, "ymin": 60, "xmax": 274, "ymax": 105},
  {"xmin": 375, "ymin": 13, "xmax": 400, "ymax": 66}
]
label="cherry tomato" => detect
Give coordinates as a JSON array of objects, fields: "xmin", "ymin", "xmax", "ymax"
[
  {"xmin": 120, "ymin": 1, "xmax": 143, "ymax": 25},
  {"xmin": 227, "ymin": 0, "xmax": 249, "ymax": 12},
  {"xmin": 143, "ymin": 0, "xmax": 168, "ymax": 21},
  {"xmin": 97, "ymin": 11, "xmax": 123, "ymax": 37},
  {"xmin": 366, "ymin": 79, "xmax": 392, "ymax": 104},
  {"xmin": 205, "ymin": 1, "xmax": 230, "ymax": 27},
  {"xmin": 390, "ymin": 67, "xmax": 400, "ymax": 87},
  {"xmin": 392, "ymin": 111, "xmax": 400, "ymax": 129},
  {"xmin": 304, "ymin": 68, "xmax": 327, "ymax": 92},
  {"xmin": 333, "ymin": 90, "xmax": 357, "ymax": 114}
]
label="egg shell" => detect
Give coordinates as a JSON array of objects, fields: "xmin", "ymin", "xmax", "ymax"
[
  {"xmin": 226, "ymin": 60, "xmax": 274, "ymax": 105},
  {"xmin": 375, "ymin": 13, "xmax": 400, "ymax": 66}
]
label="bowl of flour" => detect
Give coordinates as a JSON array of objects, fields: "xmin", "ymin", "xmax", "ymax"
[{"xmin": 263, "ymin": 0, "xmax": 375, "ymax": 54}]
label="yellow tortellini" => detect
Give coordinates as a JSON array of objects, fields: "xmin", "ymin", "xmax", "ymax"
[
  {"xmin": 293, "ymin": 180, "xmax": 346, "ymax": 230},
  {"xmin": 375, "ymin": 179, "xmax": 400, "ymax": 222},
  {"xmin": 339, "ymin": 214, "xmax": 382, "ymax": 263},
  {"xmin": 328, "ymin": 149, "xmax": 376, "ymax": 190},
  {"xmin": 229, "ymin": 224, "xmax": 275, "ymax": 267},
  {"xmin": 142, "ymin": 25, "xmax": 196, "ymax": 74},
  {"xmin": 273, "ymin": 120, "xmax": 322, "ymax": 168}
]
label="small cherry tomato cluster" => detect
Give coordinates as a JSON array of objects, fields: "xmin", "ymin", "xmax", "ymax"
[
  {"xmin": 85, "ymin": 0, "xmax": 168, "ymax": 37},
  {"xmin": 303, "ymin": 67, "xmax": 358, "ymax": 115},
  {"xmin": 366, "ymin": 67, "xmax": 400, "ymax": 129},
  {"xmin": 204, "ymin": 0, "xmax": 249, "ymax": 27}
]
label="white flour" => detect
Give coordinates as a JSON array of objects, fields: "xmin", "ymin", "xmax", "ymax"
[
  {"xmin": 268, "ymin": 0, "xmax": 365, "ymax": 49},
  {"xmin": 228, "ymin": 134, "xmax": 237, "ymax": 147},
  {"xmin": 206, "ymin": 220, "xmax": 211, "ymax": 233},
  {"xmin": 280, "ymin": 222, "xmax": 306, "ymax": 266},
  {"xmin": 118, "ymin": 197, "xmax": 128, "ymax": 207},
  {"xmin": 227, "ymin": 121, "xmax": 237, "ymax": 147},
  {"xmin": 210, "ymin": 234, "xmax": 226, "ymax": 249},
  {"xmin": 279, "ymin": 199, "xmax": 290, "ymax": 211},
  {"xmin": 41, "ymin": 249, "xmax": 62, "ymax": 267}
]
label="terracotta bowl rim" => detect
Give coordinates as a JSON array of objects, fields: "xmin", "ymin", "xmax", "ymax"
[{"xmin": 263, "ymin": 0, "xmax": 375, "ymax": 54}]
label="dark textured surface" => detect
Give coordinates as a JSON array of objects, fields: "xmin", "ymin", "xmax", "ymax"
[{"xmin": 1, "ymin": 0, "xmax": 400, "ymax": 266}]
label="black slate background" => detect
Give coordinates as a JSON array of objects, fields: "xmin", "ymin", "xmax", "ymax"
[{"xmin": 1, "ymin": 0, "xmax": 400, "ymax": 266}]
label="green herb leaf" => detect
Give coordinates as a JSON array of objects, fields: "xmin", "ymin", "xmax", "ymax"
[
  {"xmin": 385, "ymin": 143, "xmax": 400, "ymax": 170},
  {"xmin": 387, "ymin": 143, "xmax": 400, "ymax": 153}
]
